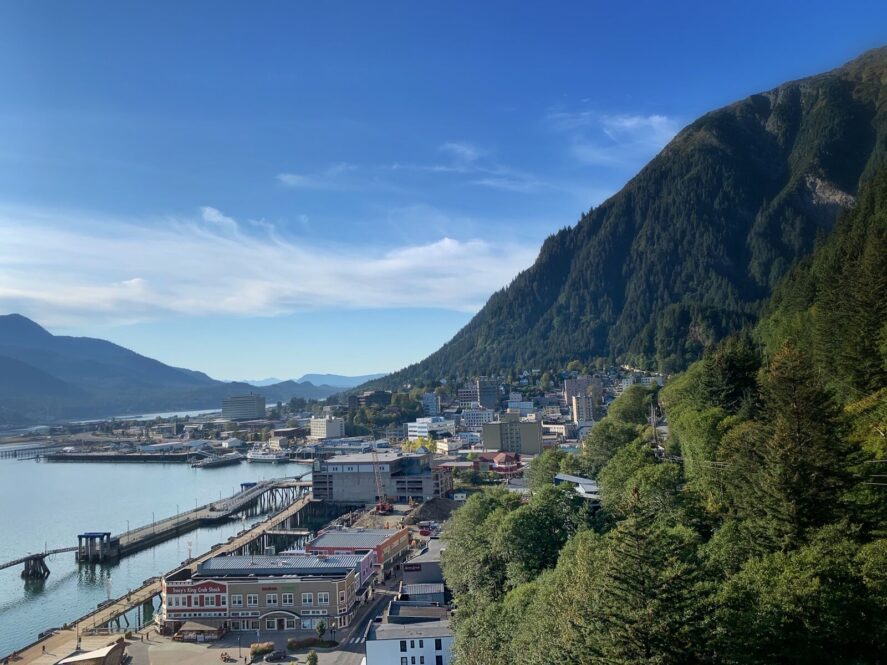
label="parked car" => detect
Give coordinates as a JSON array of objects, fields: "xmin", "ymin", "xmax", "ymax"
[{"xmin": 264, "ymin": 651, "xmax": 288, "ymax": 662}]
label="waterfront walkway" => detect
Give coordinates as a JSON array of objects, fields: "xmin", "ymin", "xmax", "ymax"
[{"xmin": 8, "ymin": 493, "xmax": 316, "ymax": 664}]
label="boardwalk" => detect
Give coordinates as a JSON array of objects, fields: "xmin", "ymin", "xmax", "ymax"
[{"xmin": 9, "ymin": 493, "xmax": 317, "ymax": 664}]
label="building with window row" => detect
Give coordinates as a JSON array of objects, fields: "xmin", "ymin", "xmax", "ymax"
[
  {"xmin": 158, "ymin": 553, "xmax": 373, "ymax": 634},
  {"xmin": 221, "ymin": 394, "xmax": 266, "ymax": 421},
  {"xmin": 311, "ymin": 451, "xmax": 453, "ymax": 504},
  {"xmin": 305, "ymin": 527, "xmax": 410, "ymax": 577}
]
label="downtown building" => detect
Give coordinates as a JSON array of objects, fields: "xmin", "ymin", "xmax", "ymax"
[
  {"xmin": 311, "ymin": 451, "xmax": 453, "ymax": 504},
  {"xmin": 482, "ymin": 411, "xmax": 543, "ymax": 455},
  {"xmin": 310, "ymin": 415, "xmax": 346, "ymax": 440},
  {"xmin": 158, "ymin": 553, "xmax": 375, "ymax": 634},
  {"xmin": 221, "ymin": 394, "xmax": 266, "ymax": 421}
]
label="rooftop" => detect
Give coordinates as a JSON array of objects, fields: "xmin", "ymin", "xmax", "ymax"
[
  {"xmin": 309, "ymin": 528, "xmax": 403, "ymax": 550},
  {"xmin": 324, "ymin": 451, "xmax": 424, "ymax": 464},
  {"xmin": 371, "ymin": 619, "xmax": 452, "ymax": 641},
  {"xmin": 402, "ymin": 583, "xmax": 445, "ymax": 596},
  {"xmin": 408, "ymin": 538, "xmax": 444, "ymax": 564},
  {"xmin": 195, "ymin": 553, "xmax": 365, "ymax": 578}
]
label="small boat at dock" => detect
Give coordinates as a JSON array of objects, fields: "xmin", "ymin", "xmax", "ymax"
[{"xmin": 246, "ymin": 447, "xmax": 289, "ymax": 463}]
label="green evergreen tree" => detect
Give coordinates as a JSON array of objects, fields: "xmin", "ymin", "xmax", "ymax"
[{"xmin": 596, "ymin": 494, "xmax": 706, "ymax": 664}]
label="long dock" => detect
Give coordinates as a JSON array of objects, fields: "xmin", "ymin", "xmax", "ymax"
[
  {"xmin": 75, "ymin": 477, "xmax": 312, "ymax": 563},
  {"xmin": 0, "ymin": 477, "xmax": 313, "ymax": 577},
  {"xmin": 8, "ymin": 493, "xmax": 325, "ymax": 664}
]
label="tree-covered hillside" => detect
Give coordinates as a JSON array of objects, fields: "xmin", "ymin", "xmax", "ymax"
[
  {"xmin": 375, "ymin": 47, "xmax": 887, "ymax": 388},
  {"xmin": 441, "ymin": 169, "xmax": 887, "ymax": 664}
]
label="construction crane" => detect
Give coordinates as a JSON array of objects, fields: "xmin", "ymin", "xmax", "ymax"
[{"xmin": 372, "ymin": 449, "xmax": 393, "ymax": 514}]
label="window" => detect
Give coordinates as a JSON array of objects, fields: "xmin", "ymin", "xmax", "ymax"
[
  {"xmin": 220, "ymin": 596, "xmax": 226, "ymax": 606},
  {"xmin": 419, "ymin": 640, "xmax": 424, "ymax": 648},
  {"xmin": 435, "ymin": 639, "xmax": 442, "ymax": 651},
  {"xmin": 282, "ymin": 593, "xmax": 294, "ymax": 606},
  {"xmin": 436, "ymin": 657, "xmax": 443, "ymax": 665},
  {"xmin": 247, "ymin": 594, "xmax": 258, "ymax": 607},
  {"xmin": 285, "ymin": 619, "xmax": 295, "ymax": 629},
  {"xmin": 266, "ymin": 620, "xmax": 276, "ymax": 630},
  {"xmin": 339, "ymin": 591, "xmax": 346, "ymax": 604},
  {"xmin": 410, "ymin": 641, "xmax": 415, "ymax": 649},
  {"xmin": 205, "ymin": 595, "xmax": 216, "ymax": 607},
  {"xmin": 231, "ymin": 621, "xmax": 241, "ymax": 630},
  {"xmin": 400, "ymin": 641, "xmax": 407, "ymax": 653},
  {"xmin": 411, "ymin": 658, "xmax": 416, "ymax": 665},
  {"xmin": 266, "ymin": 593, "xmax": 278, "ymax": 607},
  {"xmin": 301, "ymin": 592, "xmax": 313, "ymax": 606},
  {"xmin": 317, "ymin": 592, "xmax": 329, "ymax": 605},
  {"xmin": 420, "ymin": 658, "xmax": 425, "ymax": 665},
  {"xmin": 231, "ymin": 594, "xmax": 243, "ymax": 607},
  {"xmin": 401, "ymin": 659, "xmax": 408, "ymax": 665}
]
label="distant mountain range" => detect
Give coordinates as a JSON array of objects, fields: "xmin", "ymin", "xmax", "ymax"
[
  {"xmin": 236, "ymin": 374, "xmax": 385, "ymax": 389},
  {"xmin": 0, "ymin": 314, "xmax": 344, "ymax": 425},
  {"xmin": 368, "ymin": 46, "xmax": 887, "ymax": 388},
  {"xmin": 294, "ymin": 373, "xmax": 387, "ymax": 388}
]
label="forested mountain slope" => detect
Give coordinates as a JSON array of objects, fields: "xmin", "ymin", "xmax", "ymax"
[
  {"xmin": 441, "ymin": 168, "xmax": 887, "ymax": 665},
  {"xmin": 377, "ymin": 46, "xmax": 887, "ymax": 387}
]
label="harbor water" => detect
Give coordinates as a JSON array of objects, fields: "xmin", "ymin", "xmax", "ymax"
[{"xmin": 0, "ymin": 456, "xmax": 311, "ymax": 656}]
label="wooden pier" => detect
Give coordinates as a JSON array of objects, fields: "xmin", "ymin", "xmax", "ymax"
[{"xmin": 5, "ymin": 492, "xmax": 350, "ymax": 664}]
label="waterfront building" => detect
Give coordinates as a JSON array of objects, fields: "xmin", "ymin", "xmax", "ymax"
[
  {"xmin": 158, "ymin": 552, "xmax": 373, "ymax": 634},
  {"xmin": 311, "ymin": 451, "xmax": 453, "ymax": 504},
  {"xmin": 421, "ymin": 392, "xmax": 441, "ymax": 416},
  {"xmin": 221, "ymin": 394, "xmax": 266, "ymax": 421},
  {"xmin": 405, "ymin": 417, "xmax": 456, "ymax": 441},
  {"xmin": 310, "ymin": 415, "xmax": 346, "ymax": 440},
  {"xmin": 305, "ymin": 527, "xmax": 410, "ymax": 577},
  {"xmin": 482, "ymin": 412, "xmax": 543, "ymax": 455}
]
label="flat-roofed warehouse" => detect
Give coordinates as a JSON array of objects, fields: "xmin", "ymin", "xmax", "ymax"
[{"xmin": 311, "ymin": 451, "xmax": 453, "ymax": 504}]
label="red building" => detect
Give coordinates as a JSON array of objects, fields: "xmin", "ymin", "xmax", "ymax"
[{"xmin": 305, "ymin": 527, "xmax": 410, "ymax": 577}]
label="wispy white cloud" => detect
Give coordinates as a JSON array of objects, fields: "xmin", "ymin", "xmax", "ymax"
[
  {"xmin": 547, "ymin": 109, "xmax": 679, "ymax": 167},
  {"xmin": 384, "ymin": 141, "xmax": 546, "ymax": 194},
  {"xmin": 0, "ymin": 205, "xmax": 538, "ymax": 327},
  {"xmin": 276, "ymin": 162, "xmax": 358, "ymax": 189},
  {"xmin": 439, "ymin": 141, "xmax": 486, "ymax": 164}
]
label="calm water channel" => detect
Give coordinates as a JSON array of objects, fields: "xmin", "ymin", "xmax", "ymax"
[{"xmin": 0, "ymin": 457, "xmax": 312, "ymax": 656}]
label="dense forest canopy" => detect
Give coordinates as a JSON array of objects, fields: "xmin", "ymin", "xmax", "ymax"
[
  {"xmin": 441, "ymin": 168, "xmax": 887, "ymax": 664},
  {"xmin": 369, "ymin": 47, "xmax": 887, "ymax": 390}
]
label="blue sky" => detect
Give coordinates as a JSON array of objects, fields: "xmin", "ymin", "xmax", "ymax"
[{"xmin": 0, "ymin": 1, "xmax": 884, "ymax": 380}]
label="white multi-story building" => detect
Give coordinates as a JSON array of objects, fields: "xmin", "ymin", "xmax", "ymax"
[
  {"xmin": 310, "ymin": 416, "xmax": 345, "ymax": 440},
  {"xmin": 460, "ymin": 405, "xmax": 494, "ymax": 430},
  {"xmin": 365, "ymin": 620, "xmax": 453, "ymax": 665},
  {"xmin": 405, "ymin": 417, "xmax": 456, "ymax": 441}
]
